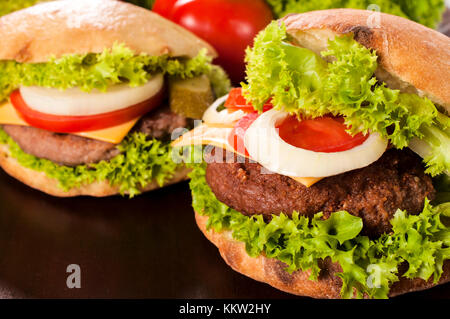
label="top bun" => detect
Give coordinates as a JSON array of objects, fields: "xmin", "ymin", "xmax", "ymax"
[
  {"xmin": 282, "ymin": 9, "xmax": 450, "ymax": 113},
  {"xmin": 0, "ymin": 0, "xmax": 216, "ymax": 63}
]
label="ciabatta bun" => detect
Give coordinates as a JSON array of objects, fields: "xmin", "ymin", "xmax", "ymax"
[
  {"xmin": 0, "ymin": 143, "xmax": 190, "ymax": 197},
  {"xmin": 0, "ymin": 0, "xmax": 217, "ymax": 63}
]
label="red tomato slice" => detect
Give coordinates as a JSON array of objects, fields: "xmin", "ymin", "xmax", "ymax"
[
  {"xmin": 276, "ymin": 115, "xmax": 369, "ymax": 153},
  {"xmin": 225, "ymin": 87, "xmax": 273, "ymax": 113},
  {"xmin": 228, "ymin": 111, "xmax": 259, "ymax": 156},
  {"xmin": 225, "ymin": 88, "xmax": 254, "ymax": 112},
  {"xmin": 10, "ymin": 88, "xmax": 164, "ymax": 133}
]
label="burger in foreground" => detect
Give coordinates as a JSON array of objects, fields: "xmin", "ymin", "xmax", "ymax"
[
  {"xmin": 173, "ymin": 9, "xmax": 450, "ymax": 298},
  {"xmin": 0, "ymin": 0, "xmax": 229, "ymax": 197}
]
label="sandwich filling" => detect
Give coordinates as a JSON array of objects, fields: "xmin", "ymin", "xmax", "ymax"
[
  {"xmin": 0, "ymin": 44, "xmax": 230, "ymax": 196},
  {"xmin": 174, "ymin": 22, "xmax": 450, "ymax": 298}
]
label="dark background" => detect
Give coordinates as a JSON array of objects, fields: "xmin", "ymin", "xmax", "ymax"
[
  {"xmin": 0, "ymin": 169, "xmax": 449, "ymax": 299},
  {"xmin": 0, "ymin": 8, "xmax": 448, "ymax": 300}
]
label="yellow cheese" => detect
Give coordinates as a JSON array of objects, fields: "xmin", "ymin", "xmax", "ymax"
[
  {"xmin": 0, "ymin": 101, "xmax": 138, "ymax": 144},
  {"xmin": 0, "ymin": 101, "xmax": 29, "ymax": 126},
  {"xmin": 75, "ymin": 119, "xmax": 139, "ymax": 144},
  {"xmin": 290, "ymin": 176, "xmax": 323, "ymax": 188},
  {"xmin": 172, "ymin": 123, "xmax": 323, "ymax": 187}
]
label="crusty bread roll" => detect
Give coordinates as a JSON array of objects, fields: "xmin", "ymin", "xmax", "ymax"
[
  {"xmin": 0, "ymin": 143, "xmax": 190, "ymax": 197},
  {"xmin": 282, "ymin": 9, "xmax": 450, "ymax": 113},
  {"xmin": 194, "ymin": 9, "xmax": 450, "ymax": 298},
  {"xmin": 196, "ymin": 212, "xmax": 450, "ymax": 298},
  {"xmin": 0, "ymin": 0, "xmax": 217, "ymax": 63}
]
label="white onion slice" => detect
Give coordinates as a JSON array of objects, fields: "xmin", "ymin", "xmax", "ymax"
[
  {"xmin": 244, "ymin": 109, "xmax": 388, "ymax": 178},
  {"xmin": 202, "ymin": 94, "xmax": 246, "ymax": 125},
  {"xmin": 20, "ymin": 73, "xmax": 164, "ymax": 116},
  {"xmin": 408, "ymin": 137, "xmax": 431, "ymax": 160}
]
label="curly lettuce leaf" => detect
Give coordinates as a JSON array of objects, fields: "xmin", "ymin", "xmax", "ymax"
[
  {"xmin": 242, "ymin": 22, "xmax": 449, "ymax": 175},
  {"xmin": 0, "ymin": 127, "xmax": 180, "ymax": 197},
  {"xmin": 189, "ymin": 163, "xmax": 450, "ymax": 299},
  {"xmin": 265, "ymin": 0, "xmax": 445, "ymax": 28},
  {"xmin": 0, "ymin": 44, "xmax": 214, "ymax": 101}
]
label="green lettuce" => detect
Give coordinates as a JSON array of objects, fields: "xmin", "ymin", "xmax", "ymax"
[
  {"xmin": 265, "ymin": 0, "xmax": 445, "ymax": 29},
  {"xmin": 386, "ymin": 0, "xmax": 446, "ymax": 29},
  {"xmin": 242, "ymin": 22, "xmax": 450, "ymax": 176},
  {"xmin": 0, "ymin": 0, "xmax": 42, "ymax": 16},
  {"xmin": 189, "ymin": 163, "xmax": 450, "ymax": 299},
  {"xmin": 0, "ymin": 127, "xmax": 180, "ymax": 197},
  {"xmin": 0, "ymin": 44, "xmax": 214, "ymax": 102}
]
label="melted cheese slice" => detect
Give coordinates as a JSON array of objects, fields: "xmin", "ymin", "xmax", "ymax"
[
  {"xmin": 0, "ymin": 101, "xmax": 138, "ymax": 144},
  {"xmin": 171, "ymin": 123, "xmax": 323, "ymax": 187}
]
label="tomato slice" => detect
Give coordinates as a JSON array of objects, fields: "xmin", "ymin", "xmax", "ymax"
[
  {"xmin": 276, "ymin": 115, "xmax": 369, "ymax": 153},
  {"xmin": 224, "ymin": 88, "xmax": 254, "ymax": 113},
  {"xmin": 9, "ymin": 88, "xmax": 164, "ymax": 133},
  {"xmin": 225, "ymin": 88, "xmax": 272, "ymax": 113},
  {"xmin": 228, "ymin": 112, "xmax": 259, "ymax": 156}
]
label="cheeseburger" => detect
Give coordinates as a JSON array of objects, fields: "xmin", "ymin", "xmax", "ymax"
[
  {"xmin": 173, "ymin": 9, "xmax": 450, "ymax": 298},
  {"xmin": 0, "ymin": 0, "xmax": 229, "ymax": 197}
]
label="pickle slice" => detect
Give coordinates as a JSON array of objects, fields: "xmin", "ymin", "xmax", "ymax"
[{"xmin": 169, "ymin": 75, "xmax": 214, "ymax": 119}]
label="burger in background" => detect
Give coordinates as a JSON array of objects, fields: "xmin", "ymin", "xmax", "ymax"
[{"xmin": 0, "ymin": 0, "xmax": 230, "ymax": 197}]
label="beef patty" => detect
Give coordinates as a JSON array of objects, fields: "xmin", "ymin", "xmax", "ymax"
[
  {"xmin": 2, "ymin": 105, "xmax": 190, "ymax": 167},
  {"xmin": 2, "ymin": 125, "xmax": 119, "ymax": 166},
  {"xmin": 133, "ymin": 105, "xmax": 192, "ymax": 141},
  {"xmin": 205, "ymin": 148, "xmax": 436, "ymax": 237}
]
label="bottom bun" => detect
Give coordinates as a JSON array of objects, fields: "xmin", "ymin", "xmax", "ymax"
[
  {"xmin": 195, "ymin": 212, "xmax": 450, "ymax": 298},
  {"xmin": 0, "ymin": 143, "xmax": 190, "ymax": 197}
]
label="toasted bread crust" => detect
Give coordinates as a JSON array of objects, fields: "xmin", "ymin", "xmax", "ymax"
[
  {"xmin": 195, "ymin": 212, "xmax": 450, "ymax": 298},
  {"xmin": 0, "ymin": 0, "xmax": 216, "ymax": 63},
  {"xmin": 0, "ymin": 143, "xmax": 190, "ymax": 197},
  {"xmin": 282, "ymin": 9, "xmax": 450, "ymax": 112}
]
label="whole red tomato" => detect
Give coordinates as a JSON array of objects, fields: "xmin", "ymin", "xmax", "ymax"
[
  {"xmin": 152, "ymin": 0, "xmax": 177, "ymax": 18},
  {"xmin": 153, "ymin": 0, "xmax": 273, "ymax": 85}
]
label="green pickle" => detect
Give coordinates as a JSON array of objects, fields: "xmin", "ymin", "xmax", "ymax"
[{"xmin": 169, "ymin": 75, "xmax": 214, "ymax": 119}]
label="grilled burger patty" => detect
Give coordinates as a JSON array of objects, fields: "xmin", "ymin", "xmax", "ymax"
[
  {"xmin": 205, "ymin": 148, "xmax": 436, "ymax": 237},
  {"xmin": 2, "ymin": 124, "xmax": 119, "ymax": 166},
  {"xmin": 2, "ymin": 105, "xmax": 190, "ymax": 167}
]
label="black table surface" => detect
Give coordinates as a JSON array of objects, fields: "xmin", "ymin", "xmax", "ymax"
[
  {"xmin": 0, "ymin": 169, "xmax": 449, "ymax": 299},
  {"xmin": 0, "ymin": 9, "xmax": 449, "ymax": 300}
]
